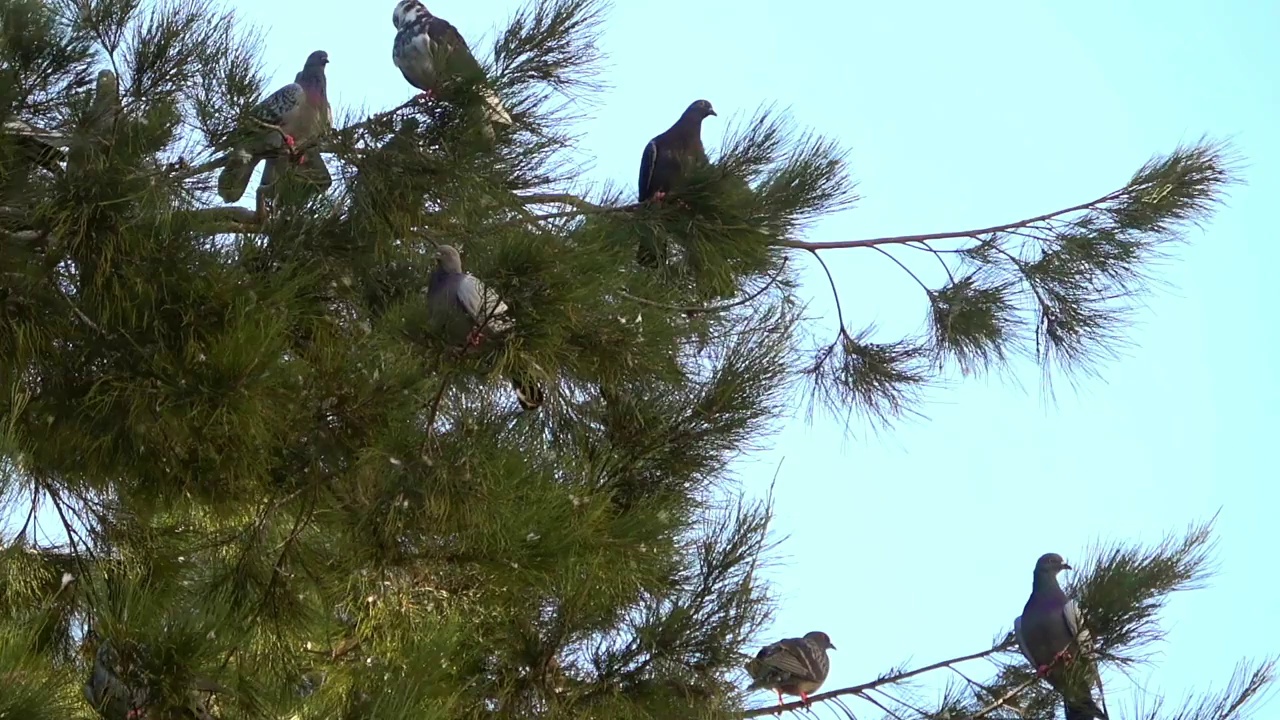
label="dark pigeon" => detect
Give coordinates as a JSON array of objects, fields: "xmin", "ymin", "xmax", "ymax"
[
  {"xmin": 425, "ymin": 245, "xmax": 543, "ymax": 411},
  {"xmin": 83, "ymin": 636, "xmax": 221, "ymax": 720},
  {"xmin": 1014, "ymin": 553, "xmax": 1109, "ymax": 720},
  {"xmin": 635, "ymin": 99, "xmax": 717, "ymax": 266},
  {"xmin": 745, "ymin": 630, "xmax": 836, "ymax": 707},
  {"xmin": 218, "ymin": 50, "xmax": 331, "ymax": 204},
  {"xmin": 392, "ymin": 0, "xmax": 512, "ymax": 135}
]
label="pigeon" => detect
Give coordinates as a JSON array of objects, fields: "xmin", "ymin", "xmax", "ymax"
[
  {"xmin": 424, "ymin": 245, "xmax": 543, "ymax": 411},
  {"xmin": 218, "ymin": 50, "xmax": 332, "ymax": 204},
  {"xmin": 83, "ymin": 637, "xmax": 221, "ymax": 720},
  {"xmin": 1014, "ymin": 553, "xmax": 1108, "ymax": 720},
  {"xmin": 68, "ymin": 69, "xmax": 120, "ymax": 172},
  {"xmin": 635, "ymin": 99, "xmax": 717, "ymax": 266},
  {"xmin": 392, "ymin": 0, "xmax": 513, "ymax": 133},
  {"xmin": 745, "ymin": 630, "xmax": 836, "ymax": 706},
  {"xmin": 638, "ymin": 99, "xmax": 717, "ymax": 205}
]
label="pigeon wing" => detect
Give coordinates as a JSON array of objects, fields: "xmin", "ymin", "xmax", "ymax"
[
  {"xmin": 426, "ymin": 15, "xmax": 485, "ymax": 80},
  {"xmin": 250, "ymin": 82, "xmax": 305, "ymax": 128},
  {"xmin": 638, "ymin": 138, "xmax": 658, "ymax": 201},
  {"xmin": 758, "ymin": 639, "xmax": 821, "ymax": 682},
  {"xmin": 457, "ymin": 273, "xmax": 513, "ymax": 333},
  {"xmin": 1013, "ymin": 615, "xmax": 1037, "ymax": 667}
]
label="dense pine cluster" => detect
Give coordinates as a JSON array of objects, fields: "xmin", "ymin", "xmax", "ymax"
[{"xmin": 1, "ymin": 0, "xmax": 1272, "ymax": 719}]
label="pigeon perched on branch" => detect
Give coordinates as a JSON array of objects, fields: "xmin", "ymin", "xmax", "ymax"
[
  {"xmin": 83, "ymin": 635, "xmax": 221, "ymax": 720},
  {"xmin": 745, "ymin": 630, "xmax": 836, "ymax": 706},
  {"xmin": 392, "ymin": 0, "xmax": 513, "ymax": 133},
  {"xmin": 217, "ymin": 50, "xmax": 331, "ymax": 204},
  {"xmin": 635, "ymin": 99, "xmax": 717, "ymax": 266},
  {"xmin": 638, "ymin": 99, "xmax": 717, "ymax": 205},
  {"xmin": 425, "ymin": 245, "xmax": 543, "ymax": 411},
  {"xmin": 1014, "ymin": 553, "xmax": 1109, "ymax": 720}
]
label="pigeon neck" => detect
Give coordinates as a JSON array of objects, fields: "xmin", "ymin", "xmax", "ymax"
[
  {"xmin": 1032, "ymin": 570, "xmax": 1066, "ymax": 598},
  {"xmin": 297, "ymin": 68, "xmax": 327, "ymax": 94}
]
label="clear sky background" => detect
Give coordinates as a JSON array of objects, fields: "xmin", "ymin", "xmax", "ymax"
[{"xmin": 17, "ymin": 0, "xmax": 1280, "ymax": 715}]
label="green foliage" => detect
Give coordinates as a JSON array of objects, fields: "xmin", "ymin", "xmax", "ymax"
[{"xmin": 0, "ymin": 0, "xmax": 1266, "ymax": 718}]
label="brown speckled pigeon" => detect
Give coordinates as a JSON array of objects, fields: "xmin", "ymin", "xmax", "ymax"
[
  {"xmin": 425, "ymin": 245, "xmax": 543, "ymax": 411},
  {"xmin": 745, "ymin": 630, "xmax": 835, "ymax": 706},
  {"xmin": 1014, "ymin": 553, "xmax": 1108, "ymax": 720}
]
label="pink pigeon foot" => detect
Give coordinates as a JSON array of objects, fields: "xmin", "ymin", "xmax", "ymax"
[
  {"xmin": 1036, "ymin": 663, "xmax": 1052, "ymax": 677},
  {"xmin": 465, "ymin": 328, "xmax": 484, "ymax": 347},
  {"xmin": 651, "ymin": 191, "xmax": 666, "ymax": 203},
  {"xmin": 775, "ymin": 690, "xmax": 785, "ymax": 707},
  {"xmin": 800, "ymin": 691, "xmax": 812, "ymax": 706},
  {"xmin": 283, "ymin": 134, "xmax": 296, "ymax": 149},
  {"xmin": 417, "ymin": 89, "xmax": 436, "ymax": 102}
]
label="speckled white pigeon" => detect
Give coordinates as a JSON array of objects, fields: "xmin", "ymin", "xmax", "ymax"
[
  {"xmin": 391, "ymin": 0, "xmax": 512, "ymax": 132},
  {"xmin": 217, "ymin": 50, "xmax": 331, "ymax": 203}
]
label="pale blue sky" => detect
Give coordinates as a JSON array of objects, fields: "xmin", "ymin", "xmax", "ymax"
[{"xmin": 22, "ymin": 0, "xmax": 1280, "ymax": 714}]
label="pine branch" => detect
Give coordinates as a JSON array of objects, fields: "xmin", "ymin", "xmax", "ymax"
[{"xmin": 739, "ymin": 643, "xmax": 1012, "ymax": 718}]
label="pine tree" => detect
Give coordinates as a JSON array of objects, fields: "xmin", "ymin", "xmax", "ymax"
[{"xmin": 0, "ymin": 1, "xmax": 1273, "ymax": 719}]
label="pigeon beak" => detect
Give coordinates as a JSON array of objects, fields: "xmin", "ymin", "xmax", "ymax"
[
  {"xmin": 829, "ymin": 643, "xmax": 837, "ymax": 650},
  {"xmin": 1062, "ymin": 563, "xmax": 1073, "ymax": 571},
  {"xmin": 708, "ymin": 108, "xmax": 718, "ymax": 117}
]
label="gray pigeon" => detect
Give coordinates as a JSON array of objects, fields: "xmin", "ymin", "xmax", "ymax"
[
  {"xmin": 636, "ymin": 99, "xmax": 717, "ymax": 267},
  {"xmin": 745, "ymin": 630, "xmax": 836, "ymax": 706},
  {"xmin": 1014, "ymin": 553, "xmax": 1108, "ymax": 720},
  {"xmin": 218, "ymin": 50, "xmax": 332, "ymax": 204},
  {"xmin": 392, "ymin": 0, "xmax": 512, "ymax": 133},
  {"xmin": 83, "ymin": 636, "xmax": 220, "ymax": 720},
  {"xmin": 425, "ymin": 245, "xmax": 543, "ymax": 411}
]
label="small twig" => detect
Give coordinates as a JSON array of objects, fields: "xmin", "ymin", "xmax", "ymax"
[
  {"xmin": 856, "ymin": 691, "xmax": 908, "ymax": 720},
  {"xmin": 619, "ymin": 258, "xmax": 788, "ymax": 315},
  {"xmin": 871, "ymin": 245, "xmax": 932, "ymax": 297},
  {"xmin": 807, "ymin": 249, "xmax": 853, "ymax": 345},
  {"xmin": 869, "ymin": 686, "xmax": 932, "ymax": 718},
  {"xmin": 907, "ymin": 240, "xmax": 957, "ymax": 284},
  {"xmin": 968, "ymin": 676, "xmax": 1037, "ymax": 720}
]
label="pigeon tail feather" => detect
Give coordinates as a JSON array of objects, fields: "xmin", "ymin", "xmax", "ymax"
[
  {"xmin": 217, "ymin": 156, "xmax": 257, "ymax": 203},
  {"xmin": 481, "ymin": 88, "xmax": 513, "ymax": 127},
  {"xmin": 1065, "ymin": 697, "xmax": 1108, "ymax": 720},
  {"xmin": 512, "ymin": 377, "xmax": 543, "ymax": 411}
]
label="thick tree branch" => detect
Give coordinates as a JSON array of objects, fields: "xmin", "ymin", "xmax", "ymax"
[
  {"xmin": 778, "ymin": 192, "xmax": 1120, "ymax": 252},
  {"xmin": 739, "ymin": 641, "xmax": 1012, "ymax": 718}
]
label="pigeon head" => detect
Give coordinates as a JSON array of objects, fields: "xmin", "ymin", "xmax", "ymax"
[
  {"xmin": 683, "ymin": 99, "xmax": 717, "ymax": 121},
  {"xmin": 1034, "ymin": 552, "xmax": 1072, "ymax": 576},
  {"xmin": 803, "ymin": 631, "xmax": 836, "ymax": 650},
  {"xmin": 304, "ymin": 51, "xmax": 330, "ymax": 69},
  {"xmin": 393, "ymin": 0, "xmax": 429, "ymax": 29},
  {"xmin": 435, "ymin": 244, "xmax": 463, "ymax": 273}
]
